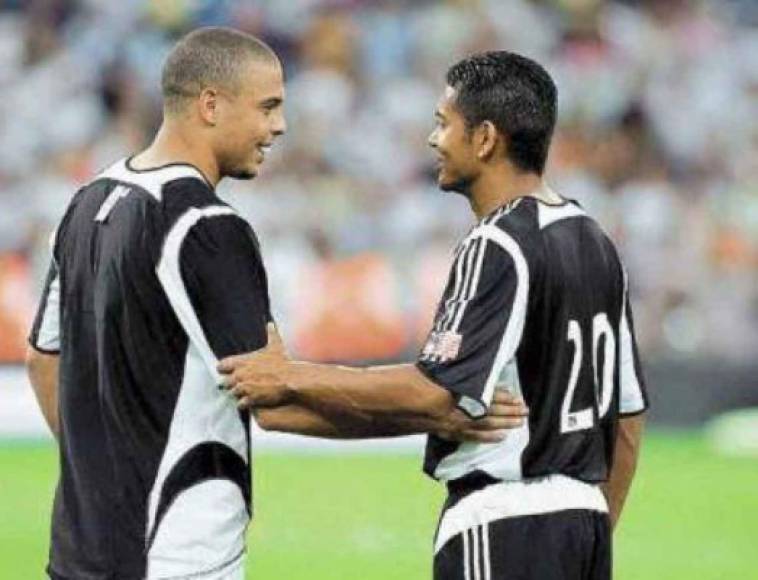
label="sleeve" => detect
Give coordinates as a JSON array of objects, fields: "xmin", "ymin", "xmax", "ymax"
[
  {"xmin": 417, "ymin": 228, "xmax": 529, "ymax": 418},
  {"xmin": 156, "ymin": 205, "xmax": 273, "ymax": 381},
  {"xmin": 618, "ymin": 273, "xmax": 648, "ymax": 416},
  {"xmin": 28, "ymin": 260, "xmax": 61, "ymax": 355}
]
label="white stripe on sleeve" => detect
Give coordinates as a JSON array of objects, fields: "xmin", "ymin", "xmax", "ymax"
[
  {"xmin": 35, "ymin": 272, "xmax": 61, "ymax": 352},
  {"xmin": 478, "ymin": 225, "xmax": 529, "ymax": 408},
  {"xmin": 619, "ymin": 270, "xmax": 645, "ymax": 414},
  {"xmin": 156, "ymin": 205, "xmax": 237, "ymax": 382}
]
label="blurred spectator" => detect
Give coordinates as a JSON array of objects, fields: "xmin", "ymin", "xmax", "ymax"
[{"xmin": 0, "ymin": 0, "xmax": 756, "ymax": 363}]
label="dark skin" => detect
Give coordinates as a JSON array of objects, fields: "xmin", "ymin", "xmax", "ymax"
[
  {"xmin": 221, "ymin": 323, "xmax": 528, "ymax": 442},
  {"xmin": 25, "ymin": 347, "xmax": 59, "ymax": 439},
  {"xmin": 220, "ymin": 84, "xmax": 645, "ymax": 528}
]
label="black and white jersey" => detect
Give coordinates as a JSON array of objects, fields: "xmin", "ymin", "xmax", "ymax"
[
  {"xmin": 418, "ymin": 195, "xmax": 647, "ymax": 484},
  {"xmin": 28, "ymin": 158, "xmax": 271, "ymax": 580}
]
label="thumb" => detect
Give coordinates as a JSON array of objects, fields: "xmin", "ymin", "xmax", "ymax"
[{"xmin": 266, "ymin": 322, "xmax": 287, "ymax": 355}]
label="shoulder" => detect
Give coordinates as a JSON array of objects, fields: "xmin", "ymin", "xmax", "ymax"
[{"xmin": 469, "ymin": 198, "xmax": 538, "ymax": 265}]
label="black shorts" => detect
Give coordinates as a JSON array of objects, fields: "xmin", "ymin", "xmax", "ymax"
[{"xmin": 433, "ymin": 475, "xmax": 611, "ymax": 580}]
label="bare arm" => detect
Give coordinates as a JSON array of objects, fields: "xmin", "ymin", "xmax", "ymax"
[
  {"xmin": 220, "ymin": 325, "xmax": 526, "ymax": 440},
  {"xmin": 25, "ymin": 346, "xmax": 59, "ymax": 439},
  {"xmin": 602, "ymin": 414, "xmax": 645, "ymax": 530},
  {"xmin": 252, "ymin": 402, "xmax": 437, "ymax": 439},
  {"xmin": 284, "ymin": 361, "xmax": 456, "ymax": 424},
  {"xmin": 251, "ymin": 388, "xmax": 523, "ymax": 441}
]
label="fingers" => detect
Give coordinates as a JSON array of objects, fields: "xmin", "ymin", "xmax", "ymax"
[
  {"xmin": 488, "ymin": 401, "xmax": 529, "ymax": 418},
  {"xmin": 469, "ymin": 415, "xmax": 526, "ymax": 430},
  {"xmin": 455, "ymin": 429, "xmax": 508, "ymax": 443},
  {"xmin": 217, "ymin": 353, "xmax": 251, "ymax": 374},
  {"xmin": 492, "ymin": 390, "xmax": 519, "ymax": 403},
  {"xmin": 217, "ymin": 326, "xmax": 288, "ymax": 374},
  {"xmin": 491, "ymin": 390, "xmax": 528, "ymax": 409},
  {"xmin": 266, "ymin": 322, "xmax": 287, "ymax": 354}
]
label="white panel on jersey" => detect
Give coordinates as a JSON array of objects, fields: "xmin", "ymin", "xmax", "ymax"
[
  {"xmin": 95, "ymin": 158, "xmax": 208, "ymax": 200},
  {"xmin": 94, "ymin": 184, "xmax": 132, "ymax": 222},
  {"xmin": 156, "ymin": 205, "xmax": 237, "ymax": 381},
  {"xmin": 434, "ymin": 474, "xmax": 608, "ymax": 554},
  {"xmin": 537, "ymin": 202, "xmax": 586, "ymax": 229},
  {"xmin": 145, "ymin": 344, "xmax": 249, "ymax": 574},
  {"xmin": 479, "ymin": 225, "xmax": 529, "ymax": 408},
  {"xmin": 147, "ymin": 479, "xmax": 247, "ymax": 579},
  {"xmin": 35, "ymin": 272, "xmax": 61, "ymax": 351},
  {"xmin": 619, "ymin": 272, "xmax": 646, "ymax": 414},
  {"xmin": 434, "ymin": 360, "xmax": 530, "ymax": 482},
  {"xmin": 149, "ymin": 205, "xmax": 248, "ymax": 557}
]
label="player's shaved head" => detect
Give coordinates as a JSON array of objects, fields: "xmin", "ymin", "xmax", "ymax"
[{"xmin": 161, "ymin": 26, "xmax": 278, "ymax": 114}]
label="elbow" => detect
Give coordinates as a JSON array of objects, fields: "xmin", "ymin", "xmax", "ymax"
[{"xmin": 25, "ymin": 345, "xmax": 43, "ymax": 377}]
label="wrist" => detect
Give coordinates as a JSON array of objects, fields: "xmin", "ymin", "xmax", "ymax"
[{"xmin": 286, "ymin": 361, "xmax": 312, "ymax": 404}]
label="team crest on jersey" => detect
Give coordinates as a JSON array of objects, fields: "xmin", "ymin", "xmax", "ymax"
[{"xmin": 422, "ymin": 331, "xmax": 462, "ymax": 362}]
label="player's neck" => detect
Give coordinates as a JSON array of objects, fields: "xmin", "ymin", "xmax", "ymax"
[
  {"xmin": 131, "ymin": 120, "xmax": 221, "ymax": 187},
  {"xmin": 469, "ymin": 165, "xmax": 545, "ymax": 220}
]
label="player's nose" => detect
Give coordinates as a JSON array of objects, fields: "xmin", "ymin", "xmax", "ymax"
[{"xmin": 427, "ymin": 129, "xmax": 438, "ymax": 149}]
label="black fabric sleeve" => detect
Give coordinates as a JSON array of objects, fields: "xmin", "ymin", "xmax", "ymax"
[
  {"xmin": 417, "ymin": 241, "xmax": 526, "ymax": 418},
  {"xmin": 176, "ymin": 212, "xmax": 272, "ymax": 361}
]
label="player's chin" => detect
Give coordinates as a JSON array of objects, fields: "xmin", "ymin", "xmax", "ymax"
[
  {"xmin": 229, "ymin": 161, "xmax": 259, "ymax": 181},
  {"xmin": 437, "ymin": 170, "xmax": 460, "ymax": 192},
  {"xmin": 435, "ymin": 167, "xmax": 449, "ymax": 188}
]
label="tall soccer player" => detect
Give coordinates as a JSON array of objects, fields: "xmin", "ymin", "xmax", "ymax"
[
  {"xmin": 25, "ymin": 29, "xmax": 523, "ymax": 580},
  {"xmin": 221, "ymin": 51, "xmax": 647, "ymax": 580}
]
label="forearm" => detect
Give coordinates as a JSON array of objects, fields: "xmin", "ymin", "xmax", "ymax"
[
  {"xmin": 602, "ymin": 414, "xmax": 645, "ymax": 529},
  {"xmin": 253, "ymin": 403, "xmax": 442, "ymax": 439},
  {"xmin": 286, "ymin": 362, "xmax": 454, "ymax": 426},
  {"xmin": 25, "ymin": 347, "xmax": 60, "ymax": 439}
]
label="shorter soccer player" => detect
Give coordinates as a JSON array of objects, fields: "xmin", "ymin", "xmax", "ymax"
[
  {"xmin": 221, "ymin": 51, "xmax": 647, "ymax": 580},
  {"xmin": 26, "ymin": 28, "xmax": 526, "ymax": 580}
]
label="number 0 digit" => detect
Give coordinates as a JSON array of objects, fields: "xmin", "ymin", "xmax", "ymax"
[{"xmin": 560, "ymin": 314, "xmax": 616, "ymax": 434}]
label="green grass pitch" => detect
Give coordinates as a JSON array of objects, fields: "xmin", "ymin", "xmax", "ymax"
[{"xmin": 0, "ymin": 431, "xmax": 755, "ymax": 579}]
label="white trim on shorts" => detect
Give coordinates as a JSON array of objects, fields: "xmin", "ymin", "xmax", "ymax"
[{"xmin": 435, "ymin": 474, "xmax": 608, "ymax": 554}]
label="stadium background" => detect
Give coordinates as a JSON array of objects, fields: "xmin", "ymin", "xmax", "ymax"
[{"xmin": 0, "ymin": 0, "xmax": 756, "ymax": 578}]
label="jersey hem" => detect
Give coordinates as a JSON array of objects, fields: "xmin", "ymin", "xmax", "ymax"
[
  {"xmin": 27, "ymin": 337, "xmax": 60, "ymax": 355},
  {"xmin": 619, "ymin": 406, "xmax": 648, "ymax": 418},
  {"xmin": 150, "ymin": 547, "xmax": 245, "ymax": 580},
  {"xmin": 414, "ymin": 361, "xmax": 486, "ymax": 419}
]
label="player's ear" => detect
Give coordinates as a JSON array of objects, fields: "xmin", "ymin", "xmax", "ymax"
[
  {"xmin": 197, "ymin": 88, "xmax": 219, "ymax": 126},
  {"xmin": 476, "ymin": 121, "xmax": 498, "ymax": 161}
]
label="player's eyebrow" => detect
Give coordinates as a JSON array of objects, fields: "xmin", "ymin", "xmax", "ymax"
[{"xmin": 434, "ymin": 109, "xmax": 446, "ymax": 121}]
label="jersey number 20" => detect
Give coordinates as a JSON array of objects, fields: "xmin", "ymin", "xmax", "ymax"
[{"xmin": 561, "ymin": 314, "xmax": 615, "ymax": 433}]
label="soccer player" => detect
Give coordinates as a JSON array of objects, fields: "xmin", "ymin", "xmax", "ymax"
[
  {"xmin": 220, "ymin": 51, "xmax": 647, "ymax": 580},
  {"xmin": 25, "ymin": 28, "xmax": 523, "ymax": 580}
]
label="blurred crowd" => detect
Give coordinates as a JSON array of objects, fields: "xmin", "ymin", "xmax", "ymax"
[{"xmin": 0, "ymin": 0, "xmax": 756, "ymax": 363}]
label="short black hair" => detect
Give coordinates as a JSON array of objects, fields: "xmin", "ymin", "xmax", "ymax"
[
  {"xmin": 446, "ymin": 51, "xmax": 557, "ymax": 175},
  {"xmin": 161, "ymin": 27, "xmax": 277, "ymax": 113}
]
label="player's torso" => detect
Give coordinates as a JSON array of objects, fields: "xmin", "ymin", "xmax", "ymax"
[
  {"xmin": 517, "ymin": 201, "xmax": 624, "ymax": 481},
  {"xmin": 426, "ymin": 197, "xmax": 625, "ymax": 484},
  {"xmin": 51, "ymin": 160, "xmax": 254, "ymax": 579}
]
